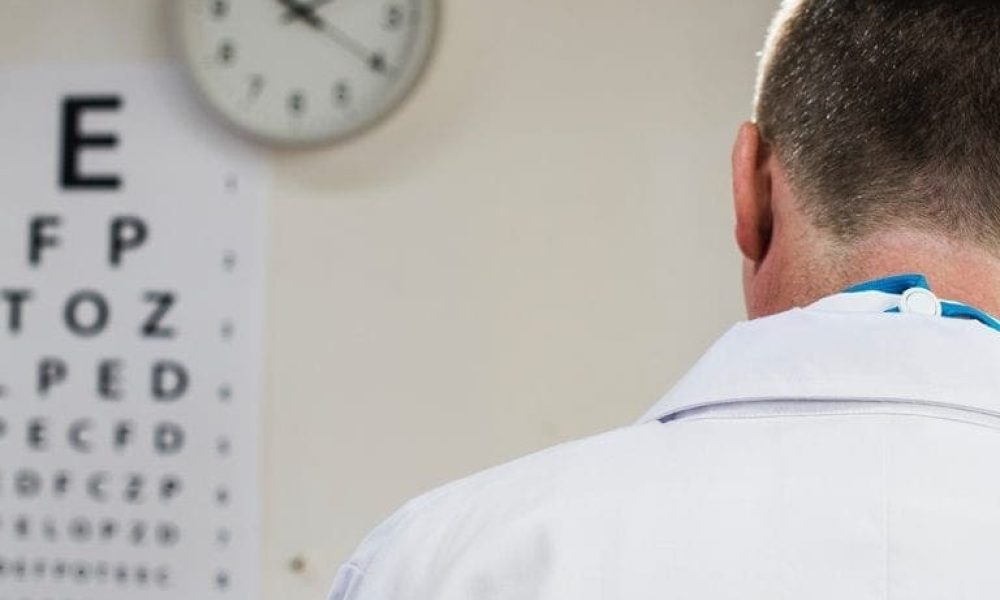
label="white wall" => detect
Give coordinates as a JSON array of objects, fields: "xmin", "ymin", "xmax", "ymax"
[{"xmin": 0, "ymin": 1, "xmax": 776, "ymax": 598}]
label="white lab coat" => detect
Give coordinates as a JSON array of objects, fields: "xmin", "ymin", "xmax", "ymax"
[{"xmin": 328, "ymin": 286, "xmax": 1000, "ymax": 599}]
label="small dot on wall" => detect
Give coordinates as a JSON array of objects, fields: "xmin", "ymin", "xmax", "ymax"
[
  {"xmin": 288, "ymin": 555, "xmax": 307, "ymax": 573},
  {"xmin": 222, "ymin": 251, "xmax": 237, "ymax": 271}
]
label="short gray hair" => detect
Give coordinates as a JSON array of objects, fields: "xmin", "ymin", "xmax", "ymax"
[{"xmin": 754, "ymin": 0, "xmax": 1000, "ymax": 249}]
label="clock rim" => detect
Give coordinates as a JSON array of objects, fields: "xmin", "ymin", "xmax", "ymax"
[{"xmin": 171, "ymin": 0, "xmax": 440, "ymax": 148}]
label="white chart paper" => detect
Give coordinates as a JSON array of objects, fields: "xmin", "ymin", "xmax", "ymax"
[{"xmin": 0, "ymin": 64, "xmax": 267, "ymax": 599}]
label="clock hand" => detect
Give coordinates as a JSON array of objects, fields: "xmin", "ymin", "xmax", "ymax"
[
  {"xmin": 321, "ymin": 24, "xmax": 397, "ymax": 77},
  {"xmin": 281, "ymin": 0, "xmax": 335, "ymax": 24},
  {"xmin": 274, "ymin": 0, "xmax": 397, "ymax": 77},
  {"xmin": 276, "ymin": 0, "xmax": 323, "ymax": 28}
]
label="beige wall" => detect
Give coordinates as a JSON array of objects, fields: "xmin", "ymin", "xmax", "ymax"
[{"xmin": 0, "ymin": 1, "xmax": 776, "ymax": 598}]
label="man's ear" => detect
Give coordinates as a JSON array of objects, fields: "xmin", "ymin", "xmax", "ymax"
[{"xmin": 732, "ymin": 122, "xmax": 773, "ymax": 264}]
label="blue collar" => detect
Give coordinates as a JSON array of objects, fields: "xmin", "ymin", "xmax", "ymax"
[{"xmin": 844, "ymin": 273, "xmax": 1000, "ymax": 333}]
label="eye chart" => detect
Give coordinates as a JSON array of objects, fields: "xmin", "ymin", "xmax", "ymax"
[{"xmin": 0, "ymin": 65, "xmax": 267, "ymax": 599}]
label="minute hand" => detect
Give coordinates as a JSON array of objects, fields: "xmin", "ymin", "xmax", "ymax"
[
  {"xmin": 317, "ymin": 22, "xmax": 396, "ymax": 77},
  {"xmin": 276, "ymin": 0, "xmax": 395, "ymax": 77}
]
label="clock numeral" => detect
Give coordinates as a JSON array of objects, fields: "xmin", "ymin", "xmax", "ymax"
[
  {"xmin": 288, "ymin": 90, "xmax": 307, "ymax": 117},
  {"xmin": 384, "ymin": 4, "xmax": 404, "ymax": 31},
  {"xmin": 248, "ymin": 74, "xmax": 265, "ymax": 101},
  {"xmin": 369, "ymin": 52, "xmax": 388, "ymax": 74},
  {"xmin": 217, "ymin": 40, "xmax": 236, "ymax": 66},
  {"xmin": 333, "ymin": 81, "xmax": 352, "ymax": 108},
  {"xmin": 210, "ymin": 0, "xmax": 229, "ymax": 20}
]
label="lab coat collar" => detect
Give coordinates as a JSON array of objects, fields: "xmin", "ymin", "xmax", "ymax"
[{"xmin": 639, "ymin": 289, "xmax": 1000, "ymax": 423}]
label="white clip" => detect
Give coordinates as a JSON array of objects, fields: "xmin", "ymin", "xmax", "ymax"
[{"xmin": 899, "ymin": 287, "xmax": 942, "ymax": 317}]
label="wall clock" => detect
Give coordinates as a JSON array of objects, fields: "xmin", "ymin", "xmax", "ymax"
[{"xmin": 175, "ymin": 0, "xmax": 438, "ymax": 145}]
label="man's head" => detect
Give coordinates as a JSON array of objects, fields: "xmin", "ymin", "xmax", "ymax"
[{"xmin": 735, "ymin": 0, "xmax": 1000, "ymax": 318}]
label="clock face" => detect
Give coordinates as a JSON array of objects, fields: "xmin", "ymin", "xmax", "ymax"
[{"xmin": 176, "ymin": 0, "xmax": 437, "ymax": 145}]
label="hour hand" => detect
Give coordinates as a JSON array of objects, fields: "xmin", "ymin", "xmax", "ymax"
[
  {"xmin": 277, "ymin": 0, "xmax": 325, "ymax": 29},
  {"xmin": 283, "ymin": 0, "xmax": 335, "ymax": 21}
]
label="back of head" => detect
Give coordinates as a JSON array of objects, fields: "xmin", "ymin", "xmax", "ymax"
[{"xmin": 755, "ymin": 0, "xmax": 1000, "ymax": 252}]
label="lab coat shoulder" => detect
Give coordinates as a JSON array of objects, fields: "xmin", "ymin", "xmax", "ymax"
[
  {"xmin": 327, "ymin": 422, "xmax": 668, "ymax": 600},
  {"xmin": 330, "ymin": 405, "xmax": 1000, "ymax": 599}
]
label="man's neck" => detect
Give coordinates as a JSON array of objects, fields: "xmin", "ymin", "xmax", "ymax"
[{"xmin": 838, "ymin": 230, "xmax": 1000, "ymax": 316}]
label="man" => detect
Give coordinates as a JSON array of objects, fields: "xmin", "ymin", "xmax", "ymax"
[{"xmin": 329, "ymin": 1, "xmax": 1000, "ymax": 598}]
